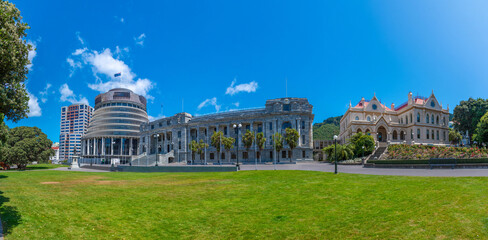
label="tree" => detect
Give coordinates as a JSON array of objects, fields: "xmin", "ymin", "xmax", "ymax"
[
  {"xmin": 322, "ymin": 144, "xmax": 354, "ymax": 162},
  {"xmin": 349, "ymin": 132, "xmax": 375, "ymax": 157},
  {"xmin": 475, "ymin": 112, "xmax": 488, "ymax": 146},
  {"xmin": 255, "ymin": 132, "xmax": 266, "ymax": 163},
  {"xmin": 449, "ymin": 129, "xmax": 462, "ymax": 145},
  {"xmin": 211, "ymin": 131, "xmax": 224, "ymax": 164},
  {"xmin": 272, "ymin": 132, "xmax": 283, "ymax": 163},
  {"xmin": 188, "ymin": 140, "xmax": 198, "ymax": 164},
  {"xmin": 3, "ymin": 126, "xmax": 53, "ymax": 169},
  {"xmin": 242, "ymin": 130, "xmax": 254, "ymax": 161},
  {"xmin": 453, "ymin": 98, "xmax": 488, "ymax": 143},
  {"xmin": 0, "ymin": 1, "xmax": 32, "ymax": 123},
  {"xmin": 222, "ymin": 136, "xmax": 235, "ymax": 163},
  {"xmin": 195, "ymin": 139, "xmax": 208, "ymax": 164},
  {"xmin": 285, "ymin": 128, "xmax": 299, "ymax": 162}
]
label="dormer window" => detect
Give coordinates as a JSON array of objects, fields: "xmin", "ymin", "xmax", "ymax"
[{"xmin": 372, "ymin": 104, "xmax": 377, "ymax": 110}]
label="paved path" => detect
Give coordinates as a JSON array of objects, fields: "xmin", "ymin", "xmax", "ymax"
[
  {"xmin": 239, "ymin": 162, "xmax": 488, "ymax": 177},
  {"xmin": 50, "ymin": 167, "xmax": 109, "ymax": 172}
]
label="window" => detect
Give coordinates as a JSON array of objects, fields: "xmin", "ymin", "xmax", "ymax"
[
  {"xmin": 167, "ymin": 120, "xmax": 171, "ymax": 126},
  {"xmin": 301, "ymin": 121, "xmax": 305, "ymax": 129},
  {"xmin": 417, "ymin": 129, "xmax": 421, "ymax": 139},
  {"xmin": 210, "ymin": 153, "xmax": 214, "ymax": 160},
  {"xmin": 269, "ymin": 122, "xmax": 273, "ymax": 130},
  {"xmin": 426, "ymin": 114, "xmax": 429, "ymax": 123},
  {"xmin": 367, "ymin": 116, "xmax": 371, "ymax": 121},
  {"xmin": 436, "ymin": 130, "xmax": 439, "ymax": 140},
  {"xmin": 283, "ymin": 104, "xmax": 291, "ymax": 111},
  {"xmin": 431, "ymin": 131, "xmax": 434, "ymax": 140},
  {"xmin": 411, "ymin": 129, "xmax": 413, "ymax": 139},
  {"xmin": 270, "ymin": 151, "xmax": 273, "ymax": 159},
  {"xmin": 410, "ymin": 114, "xmax": 413, "ymax": 123},
  {"xmin": 431, "ymin": 115, "xmax": 434, "ymax": 124},
  {"xmin": 431, "ymin": 101, "xmax": 435, "ymax": 107},
  {"xmin": 444, "ymin": 131, "xmax": 446, "ymax": 141},
  {"xmin": 372, "ymin": 104, "xmax": 377, "ymax": 110},
  {"xmin": 426, "ymin": 129, "xmax": 429, "ymax": 139},
  {"xmin": 355, "ymin": 116, "xmax": 359, "ymax": 121},
  {"xmin": 282, "ymin": 151, "xmax": 287, "ymax": 158},
  {"xmin": 301, "ymin": 135, "xmax": 305, "ymax": 144},
  {"xmin": 221, "ymin": 152, "xmax": 225, "ymax": 160},
  {"xmin": 302, "ymin": 151, "xmax": 306, "ymax": 158},
  {"xmin": 436, "ymin": 116, "xmax": 439, "ymax": 125},
  {"xmin": 406, "ymin": 117, "xmax": 408, "ymax": 124},
  {"xmin": 417, "ymin": 113, "xmax": 420, "ymax": 122},
  {"xmin": 224, "ymin": 127, "xmax": 228, "ymax": 135},
  {"xmin": 282, "ymin": 122, "xmax": 292, "ymax": 130},
  {"xmin": 178, "ymin": 131, "xmax": 181, "ymax": 138},
  {"xmin": 243, "ymin": 152, "xmax": 248, "ymax": 159},
  {"xmin": 159, "ymin": 122, "xmax": 162, "ymax": 127},
  {"xmin": 151, "ymin": 125, "xmax": 154, "ymax": 129}
]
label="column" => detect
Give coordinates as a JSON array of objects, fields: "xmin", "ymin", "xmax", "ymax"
[
  {"xmin": 110, "ymin": 137, "xmax": 113, "ymax": 156},
  {"xmin": 129, "ymin": 137, "xmax": 133, "ymax": 156}
]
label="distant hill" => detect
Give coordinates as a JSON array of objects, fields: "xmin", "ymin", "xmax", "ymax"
[{"xmin": 313, "ymin": 115, "xmax": 342, "ymax": 140}]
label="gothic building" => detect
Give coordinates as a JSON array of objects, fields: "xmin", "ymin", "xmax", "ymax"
[{"xmin": 339, "ymin": 92, "xmax": 450, "ymax": 146}]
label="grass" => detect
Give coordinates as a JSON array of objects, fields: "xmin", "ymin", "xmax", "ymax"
[{"xmin": 1, "ymin": 170, "xmax": 488, "ymax": 239}]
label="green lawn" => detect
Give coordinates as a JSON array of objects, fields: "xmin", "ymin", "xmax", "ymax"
[{"xmin": 1, "ymin": 170, "xmax": 488, "ymax": 239}]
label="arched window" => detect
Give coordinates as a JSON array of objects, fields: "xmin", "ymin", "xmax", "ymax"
[
  {"xmin": 410, "ymin": 129, "xmax": 413, "ymax": 139},
  {"xmin": 400, "ymin": 131, "xmax": 405, "ymax": 140},
  {"xmin": 431, "ymin": 130, "xmax": 434, "ymax": 140},
  {"xmin": 426, "ymin": 129, "xmax": 429, "ymax": 139},
  {"xmin": 417, "ymin": 129, "xmax": 421, "ymax": 139},
  {"xmin": 443, "ymin": 117, "xmax": 446, "ymax": 125},
  {"xmin": 400, "ymin": 118, "xmax": 403, "ymax": 124},
  {"xmin": 393, "ymin": 130, "xmax": 398, "ymax": 140},
  {"xmin": 410, "ymin": 114, "xmax": 413, "ymax": 123},
  {"xmin": 406, "ymin": 116, "xmax": 408, "ymax": 124},
  {"xmin": 436, "ymin": 116, "xmax": 439, "ymax": 125},
  {"xmin": 367, "ymin": 116, "xmax": 371, "ymax": 121},
  {"xmin": 443, "ymin": 131, "xmax": 446, "ymax": 141},
  {"xmin": 417, "ymin": 113, "xmax": 420, "ymax": 122},
  {"xmin": 436, "ymin": 130, "xmax": 439, "ymax": 140},
  {"xmin": 426, "ymin": 114, "xmax": 429, "ymax": 123},
  {"xmin": 355, "ymin": 116, "xmax": 359, "ymax": 121},
  {"xmin": 431, "ymin": 115, "xmax": 434, "ymax": 124}
]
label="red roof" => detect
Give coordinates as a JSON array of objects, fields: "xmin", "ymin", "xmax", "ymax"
[{"xmin": 52, "ymin": 147, "xmax": 59, "ymax": 150}]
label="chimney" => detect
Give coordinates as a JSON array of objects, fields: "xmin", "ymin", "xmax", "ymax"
[{"xmin": 391, "ymin": 103, "xmax": 395, "ymax": 110}]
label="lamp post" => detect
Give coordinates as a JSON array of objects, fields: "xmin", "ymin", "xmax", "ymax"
[
  {"xmin": 333, "ymin": 135, "xmax": 338, "ymax": 174},
  {"xmin": 233, "ymin": 123, "xmax": 242, "ymax": 170}
]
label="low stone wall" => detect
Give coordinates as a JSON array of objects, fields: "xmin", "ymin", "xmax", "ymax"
[
  {"xmin": 364, "ymin": 163, "xmax": 488, "ymax": 169},
  {"xmin": 116, "ymin": 165, "xmax": 238, "ymax": 172}
]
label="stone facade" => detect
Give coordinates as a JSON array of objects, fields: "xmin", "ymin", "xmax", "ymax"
[
  {"xmin": 139, "ymin": 98, "xmax": 315, "ymax": 164},
  {"xmin": 339, "ymin": 92, "xmax": 450, "ymax": 146}
]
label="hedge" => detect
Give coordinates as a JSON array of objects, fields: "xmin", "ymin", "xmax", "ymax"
[{"xmin": 368, "ymin": 158, "xmax": 488, "ymax": 164}]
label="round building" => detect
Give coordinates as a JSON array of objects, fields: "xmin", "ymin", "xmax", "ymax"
[{"xmin": 81, "ymin": 88, "xmax": 148, "ymax": 164}]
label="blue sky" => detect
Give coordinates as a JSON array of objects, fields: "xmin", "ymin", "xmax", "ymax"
[{"xmin": 7, "ymin": 0, "xmax": 488, "ymax": 142}]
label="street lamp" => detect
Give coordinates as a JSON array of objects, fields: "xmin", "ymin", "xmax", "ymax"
[
  {"xmin": 333, "ymin": 135, "xmax": 338, "ymax": 174},
  {"xmin": 233, "ymin": 123, "xmax": 242, "ymax": 170}
]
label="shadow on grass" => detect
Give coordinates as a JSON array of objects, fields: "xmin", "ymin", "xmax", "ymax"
[{"xmin": 0, "ymin": 175, "xmax": 21, "ymax": 236}]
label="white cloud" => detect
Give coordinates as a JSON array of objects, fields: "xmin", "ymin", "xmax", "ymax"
[
  {"xmin": 148, "ymin": 114, "xmax": 165, "ymax": 122},
  {"xmin": 82, "ymin": 48, "xmax": 154, "ymax": 99},
  {"xmin": 225, "ymin": 79, "xmax": 258, "ymax": 95},
  {"xmin": 73, "ymin": 48, "xmax": 87, "ymax": 56},
  {"xmin": 59, "ymin": 83, "xmax": 89, "ymax": 105},
  {"xmin": 134, "ymin": 33, "xmax": 146, "ymax": 46},
  {"xmin": 120, "ymin": 18, "xmax": 124, "ymax": 23},
  {"xmin": 26, "ymin": 40, "xmax": 37, "ymax": 71},
  {"xmin": 197, "ymin": 97, "xmax": 221, "ymax": 112},
  {"xmin": 66, "ymin": 33, "xmax": 154, "ymax": 99},
  {"xmin": 27, "ymin": 92, "xmax": 42, "ymax": 117},
  {"xmin": 76, "ymin": 31, "xmax": 84, "ymax": 45},
  {"xmin": 233, "ymin": 102, "xmax": 240, "ymax": 107},
  {"xmin": 39, "ymin": 83, "xmax": 52, "ymax": 103}
]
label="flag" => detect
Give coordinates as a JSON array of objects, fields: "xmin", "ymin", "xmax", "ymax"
[{"xmin": 114, "ymin": 72, "xmax": 122, "ymax": 77}]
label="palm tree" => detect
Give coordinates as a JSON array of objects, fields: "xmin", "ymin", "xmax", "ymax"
[
  {"xmin": 222, "ymin": 136, "xmax": 235, "ymax": 163},
  {"xmin": 211, "ymin": 131, "xmax": 224, "ymax": 164},
  {"xmin": 285, "ymin": 128, "xmax": 299, "ymax": 162},
  {"xmin": 242, "ymin": 130, "xmax": 255, "ymax": 163},
  {"xmin": 272, "ymin": 132, "xmax": 283, "ymax": 163},
  {"xmin": 255, "ymin": 132, "xmax": 266, "ymax": 163}
]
